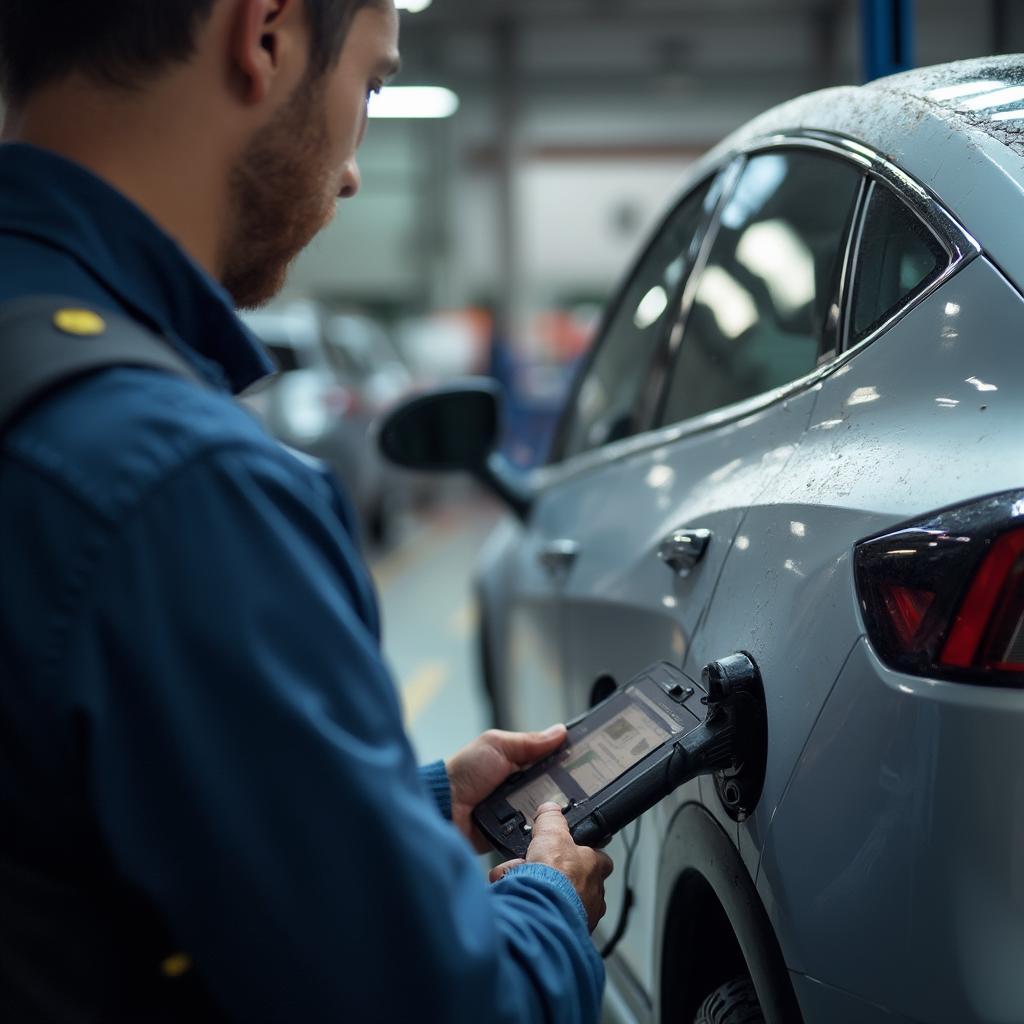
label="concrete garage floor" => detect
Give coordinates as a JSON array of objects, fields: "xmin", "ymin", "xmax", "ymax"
[
  {"xmin": 370, "ymin": 489, "xmax": 500, "ymax": 764},
  {"xmin": 372, "ymin": 493, "xmax": 618, "ymax": 1022}
]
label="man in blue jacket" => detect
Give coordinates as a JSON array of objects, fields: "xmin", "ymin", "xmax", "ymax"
[{"xmin": 0, "ymin": 1, "xmax": 612, "ymax": 1020}]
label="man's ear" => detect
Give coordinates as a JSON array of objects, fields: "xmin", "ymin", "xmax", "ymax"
[{"xmin": 229, "ymin": 0, "xmax": 309, "ymax": 106}]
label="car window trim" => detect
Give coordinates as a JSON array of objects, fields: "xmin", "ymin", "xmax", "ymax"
[
  {"xmin": 541, "ymin": 129, "xmax": 981, "ymax": 489},
  {"xmin": 650, "ymin": 130, "xmax": 981, "ymax": 430},
  {"xmin": 547, "ymin": 167, "xmax": 725, "ymax": 464},
  {"xmin": 838, "ymin": 176, "xmax": 963, "ymax": 355},
  {"xmin": 751, "ymin": 132, "xmax": 977, "ymax": 260},
  {"xmin": 821, "ymin": 174, "xmax": 872, "ymax": 364},
  {"xmin": 639, "ymin": 155, "xmax": 746, "ymax": 435},
  {"xmin": 830, "ymin": 175, "xmax": 873, "ymax": 362}
]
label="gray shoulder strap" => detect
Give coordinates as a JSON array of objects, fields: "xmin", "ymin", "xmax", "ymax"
[{"xmin": 0, "ymin": 296, "xmax": 202, "ymax": 433}]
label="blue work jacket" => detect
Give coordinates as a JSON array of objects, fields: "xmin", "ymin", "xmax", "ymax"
[{"xmin": 0, "ymin": 143, "xmax": 603, "ymax": 1022}]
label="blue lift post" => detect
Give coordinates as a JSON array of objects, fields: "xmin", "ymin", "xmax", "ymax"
[{"xmin": 862, "ymin": 0, "xmax": 915, "ymax": 82}]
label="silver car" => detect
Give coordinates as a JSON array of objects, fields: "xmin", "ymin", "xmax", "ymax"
[
  {"xmin": 384, "ymin": 56, "xmax": 1024, "ymax": 1024},
  {"xmin": 240, "ymin": 302, "xmax": 398, "ymax": 544}
]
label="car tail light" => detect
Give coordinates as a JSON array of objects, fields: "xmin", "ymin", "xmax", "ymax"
[{"xmin": 855, "ymin": 492, "xmax": 1024, "ymax": 686}]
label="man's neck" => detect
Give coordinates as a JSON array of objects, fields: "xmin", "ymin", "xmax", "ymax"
[{"xmin": 4, "ymin": 77, "xmax": 237, "ymax": 281}]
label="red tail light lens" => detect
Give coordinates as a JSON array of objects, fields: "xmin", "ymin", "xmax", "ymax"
[
  {"xmin": 856, "ymin": 493, "xmax": 1024, "ymax": 686},
  {"xmin": 940, "ymin": 530, "xmax": 1024, "ymax": 671},
  {"xmin": 881, "ymin": 584, "xmax": 935, "ymax": 651}
]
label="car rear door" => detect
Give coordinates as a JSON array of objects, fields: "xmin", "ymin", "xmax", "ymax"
[
  {"xmin": 555, "ymin": 145, "xmax": 868, "ymax": 994},
  {"xmin": 688, "ymin": 161, "xmax": 977, "ymax": 880},
  {"xmin": 496, "ymin": 169, "xmax": 726, "ymax": 732}
]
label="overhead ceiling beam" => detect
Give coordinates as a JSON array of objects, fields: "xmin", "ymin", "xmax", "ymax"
[
  {"xmin": 403, "ymin": 0, "xmax": 826, "ymax": 24},
  {"xmin": 402, "ymin": 7, "xmax": 830, "ymax": 32},
  {"xmin": 468, "ymin": 141, "xmax": 713, "ymax": 168},
  {"xmin": 389, "ymin": 68, "xmax": 827, "ymax": 97}
]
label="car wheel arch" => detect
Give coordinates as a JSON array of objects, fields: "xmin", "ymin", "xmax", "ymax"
[{"xmin": 654, "ymin": 803, "xmax": 801, "ymax": 1024}]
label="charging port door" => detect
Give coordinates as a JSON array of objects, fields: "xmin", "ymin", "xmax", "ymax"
[{"xmin": 701, "ymin": 653, "xmax": 768, "ymax": 823}]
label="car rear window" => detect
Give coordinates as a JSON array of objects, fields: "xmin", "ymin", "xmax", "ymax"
[
  {"xmin": 850, "ymin": 183, "xmax": 948, "ymax": 341},
  {"xmin": 660, "ymin": 150, "xmax": 862, "ymax": 425}
]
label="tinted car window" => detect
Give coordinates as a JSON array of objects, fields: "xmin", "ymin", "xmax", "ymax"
[
  {"xmin": 851, "ymin": 183, "xmax": 948, "ymax": 341},
  {"xmin": 559, "ymin": 178, "xmax": 714, "ymax": 458},
  {"xmin": 661, "ymin": 151, "xmax": 862, "ymax": 425}
]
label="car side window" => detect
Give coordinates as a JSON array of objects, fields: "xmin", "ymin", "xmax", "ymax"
[
  {"xmin": 660, "ymin": 150, "xmax": 863, "ymax": 425},
  {"xmin": 850, "ymin": 182, "xmax": 948, "ymax": 341},
  {"xmin": 558, "ymin": 178, "xmax": 715, "ymax": 459}
]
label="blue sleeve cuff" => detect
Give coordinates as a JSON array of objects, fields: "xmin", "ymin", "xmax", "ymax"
[
  {"xmin": 419, "ymin": 760, "xmax": 452, "ymax": 820},
  {"xmin": 500, "ymin": 862, "xmax": 590, "ymax": 931}
]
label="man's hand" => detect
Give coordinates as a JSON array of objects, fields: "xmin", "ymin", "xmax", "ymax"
[
  {"xmin": 490, "ymin": 804, "xmax": 614, "ymax": 933},
  {"xmin": 446, "ymin": 725, "xmax": 567, "ymax": 853}
]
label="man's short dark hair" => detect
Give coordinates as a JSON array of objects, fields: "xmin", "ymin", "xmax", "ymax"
[{"xmin": 0, "ymin": 0, "xmax": 382, "ymax": 106}]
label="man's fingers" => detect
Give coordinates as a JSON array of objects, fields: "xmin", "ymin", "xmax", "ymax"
[
  {"xmin": 489, "ymin": 858, "xmax": 526, "ymax": 883},
  {"xmin": 531, "ymin": 801, "xmax": 571, "ymax": 837},
  {"xmin": 492, "ymin": 725, "xmax": 567, "ymax": 768},
  {"xmin": 531, "ymin": 806, "xmax": 615, "ymax": 877}
]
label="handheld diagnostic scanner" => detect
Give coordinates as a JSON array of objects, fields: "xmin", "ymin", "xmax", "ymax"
[{"xmin": 473, "ymin": 655, "xmax": 767, "ymax": 859}]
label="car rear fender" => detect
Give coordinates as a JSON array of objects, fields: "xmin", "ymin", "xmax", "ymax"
[{"xmin": 654, "ymin": 802, "xmax": 802, "ymax": 1024}]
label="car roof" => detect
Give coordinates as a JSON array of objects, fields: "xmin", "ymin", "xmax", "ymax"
[{"xmin": 703, "ymin": 55, "xmax": 1024, "ymax": 293}]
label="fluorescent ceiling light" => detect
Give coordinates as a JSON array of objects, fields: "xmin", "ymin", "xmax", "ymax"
[
  {"xmin": 395, "ymin": 0, "xmax": 432, "ymax": 12},
  {"xmin": 369, "ymin": 86, "xmax": 459, "ymax": 119}
]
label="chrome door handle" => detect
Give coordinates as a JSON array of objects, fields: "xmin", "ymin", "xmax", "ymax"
[
  {"xmin": 538, "ymin": 539, "xmax": 580, "ymax": 577},
  {"xmin": 659, "ymin": 528, "xmax": 711, "ymax": 577}
]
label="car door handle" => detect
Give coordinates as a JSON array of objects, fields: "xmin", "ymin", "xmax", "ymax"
[
  {"xmin": 538, "ymin": 539, "xmax": 580, "ymax": 577},
  {"xmin": 659, "ymin": 528, "xmax": 711, "ymax": 577}
]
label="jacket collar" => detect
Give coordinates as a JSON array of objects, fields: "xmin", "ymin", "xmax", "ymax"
[{"xmin": 0, "ymin": 142, "xmax": 274, "ymax": 394}]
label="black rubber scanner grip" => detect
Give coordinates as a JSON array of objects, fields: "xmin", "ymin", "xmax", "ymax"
[{"xmin": 570, "ymin": 745, "xmax": 689, "ymax": 847}]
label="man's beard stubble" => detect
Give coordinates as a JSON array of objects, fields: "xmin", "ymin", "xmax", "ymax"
[{"xmin": 222, "ymin": 78, "xmax": 336, "ymax": 310}]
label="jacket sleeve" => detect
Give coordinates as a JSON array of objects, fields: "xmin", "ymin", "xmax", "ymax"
[
  {"xmin": 420, "ymin": 761, "xmax": 454, "ymax": 820},
  {"xmin": 67, "ymin": 442, "xmax": 604, "ymax": 1024}
]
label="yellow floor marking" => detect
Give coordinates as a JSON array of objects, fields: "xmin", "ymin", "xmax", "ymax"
[
  {"xmin": 369, "ymin": 498, "xmax": 496, "ymax": 593},
  {"xmin": 401, "ymin": 662, "xmax": 448, "ymax": 725},
  {"xmin": 370, "ymin": 522, "xmax": 453, "ymax": 592},
  {"xmin": 448, "ymin": 600, "xmax": 478, "ymax": 639}
]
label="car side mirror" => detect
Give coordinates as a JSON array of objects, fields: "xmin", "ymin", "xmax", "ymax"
[{"xmin": 377, "ymin": 378, "xmax": 532, "ymax": 520}]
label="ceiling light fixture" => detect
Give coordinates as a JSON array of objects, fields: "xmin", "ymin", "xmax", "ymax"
[
  {"xmin": 394, "ymin": 0, "xmax": 433, "ymax": 12},
  {"xmin": 369, "ymin": 86, "xmax": 459, "ymax": 119}
]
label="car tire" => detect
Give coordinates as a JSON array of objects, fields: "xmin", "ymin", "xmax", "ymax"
[{"xmin": 693, "ymin": 978, "xmax": 764, "ymax": 1024}]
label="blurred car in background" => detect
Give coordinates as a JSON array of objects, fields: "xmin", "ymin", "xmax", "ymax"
[
  {"xmin": 240, "ymin": 301, "xmax": 405, "ymax": 545},
  {"xmin": 395, "ymin": 309, "xmax": 489, "ymax": 382},
  {"xmin": 325, "ymin": 311, "xmax": 441, "ymax": 515},
  {"xmin": 324, "ymin": 312, "xmax": 413, "ymax": 410},
  {"xmin": 382, "ymin": 57, "xmax": 1024, "ymax": 1024}
]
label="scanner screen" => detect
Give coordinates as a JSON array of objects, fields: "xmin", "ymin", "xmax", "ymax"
[
  {"xmin": 506, "ymin": 686, "xmax": 683, "ymax": 819},
  {"xmin": 560, "ymin": 696, "xmax": 677, "ymax": 796}
]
